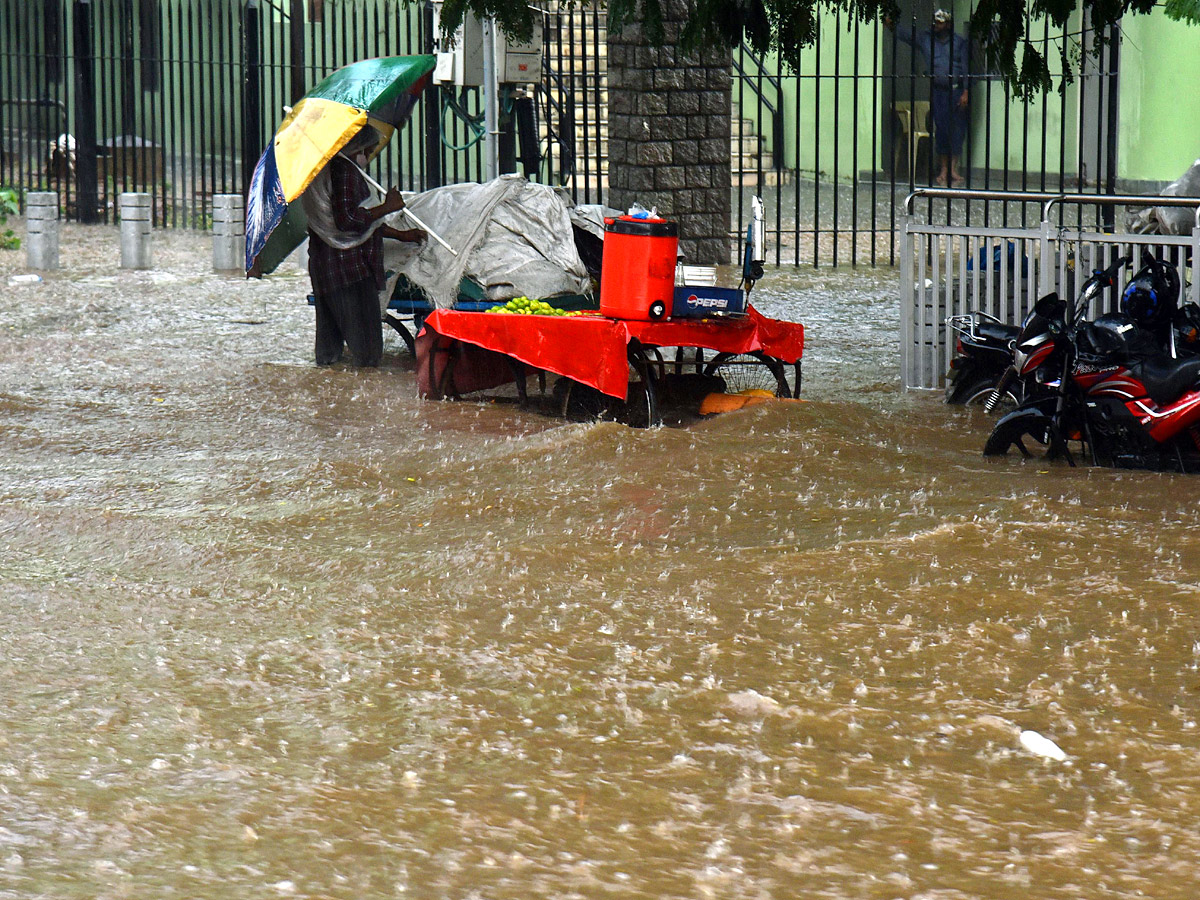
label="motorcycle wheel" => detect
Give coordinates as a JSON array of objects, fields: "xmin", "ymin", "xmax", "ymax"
[
  {"xmin": 956, "ymin": 377, "xmax": 1019, "ymax": 412},
  {"xmin": 983, "ymin": 407, "xmax": 1052, "ymax": 457}
]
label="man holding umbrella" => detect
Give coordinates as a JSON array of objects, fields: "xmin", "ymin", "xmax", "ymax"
[
  {"xmin": 244, "ymin": 55, "xmax": 439, "ymax": 366},
  {"xmin": 302, "ymin": 126, "xmax": 425, "ymax": 367}
]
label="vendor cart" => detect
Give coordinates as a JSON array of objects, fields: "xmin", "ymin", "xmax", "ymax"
[{"xmin": 414, "ymin": 305, "xmax": 804, "ymax": 427}]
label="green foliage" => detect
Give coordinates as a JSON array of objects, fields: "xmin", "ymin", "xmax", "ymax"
[
  {"xmin": 437, "ymin": 0, "xmax": 539, "ymax": 47},
  {"xmin": 1164, "ymin": 0, "xmax": 1200, "ymax": 24},
  {"xmin": 0, "ymin": 188, "xmax": 20, "ymax": 251},
  {"xmin": 449, "ymin": 0, "xmax": 1196, "ymax": 99}
]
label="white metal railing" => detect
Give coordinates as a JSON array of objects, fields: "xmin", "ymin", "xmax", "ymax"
[{"xmin": 899, "ymin": 190, "xmax": 1200, "ymax": 391}]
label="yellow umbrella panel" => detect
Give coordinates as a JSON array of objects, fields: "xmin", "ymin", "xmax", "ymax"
[{"xmin": 273, "ymin": 97, "xmax": 395, "ymax": 202}]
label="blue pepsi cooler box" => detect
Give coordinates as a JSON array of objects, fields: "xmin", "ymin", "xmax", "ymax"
[{"xmin": 672, "ymin": 285, "xmax": 748, "ymax": 318}]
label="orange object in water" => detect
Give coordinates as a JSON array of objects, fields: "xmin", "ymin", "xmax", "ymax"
[
  {"xmin": 599, "ymin": 216, "xmax": 679, "ymax": 321},
  {"xmin": 699, "ymin": 391, "xmax": 805, "ymax": 415}
]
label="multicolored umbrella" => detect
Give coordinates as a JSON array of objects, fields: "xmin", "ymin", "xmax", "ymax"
[{"xmin": 245, "ymin": 54, "xmax": 436, "ymax": 276}]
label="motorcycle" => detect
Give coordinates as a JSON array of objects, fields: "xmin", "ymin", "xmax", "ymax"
[
  {"xmin": 980, "ymin": 256, "xmax": 1132, "ymax": 415},
  {"xmin": 947, "ymin": 251, "xmax": 1200, "ymax": 411},
  {"xmin": 984, "ymin": 254, "xmax": 1200, "ymax": 471},
  {"xmin": 944, "ymin": 311, "xmax": 1021, "ymax": 406}
]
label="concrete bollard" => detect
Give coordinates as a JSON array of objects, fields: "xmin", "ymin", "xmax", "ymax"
[
  {"xmin": 25, "ymin": 192, "xmax": 60, "ymax": 270},
  {"xmin": 119, "ymin": 192, "xmax": 153, "ymax": 269},
  {"xmin": 212, "ymin": 194, "xmax": 246, "ymax": 272}
]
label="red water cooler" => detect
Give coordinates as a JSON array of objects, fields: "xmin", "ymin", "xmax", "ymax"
[{"xmin": 599, "ymin": 216, "xmax": 679, "ymax": 320}]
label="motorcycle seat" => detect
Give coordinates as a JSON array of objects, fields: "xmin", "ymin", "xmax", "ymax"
[
  {"xmin": 977, "ymin": 319, "xmax": 1020, "ymax": 344},
  {"xmin": 1130, "ymin": 356, "xmax": 1200, "ymax": 406}
]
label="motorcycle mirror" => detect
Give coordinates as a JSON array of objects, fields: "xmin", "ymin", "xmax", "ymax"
[{"xmin": 1034, "ymin": 292, "xmax": 1062, "ymax": 317}]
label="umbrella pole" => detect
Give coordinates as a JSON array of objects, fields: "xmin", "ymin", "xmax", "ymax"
[
  {"xmin": 399, "ymin": 207, "xmax": 458, "ymax": 257},
  {"xmin": 357, "ymin": 167, "xmax": 458, "ymax": 257}
]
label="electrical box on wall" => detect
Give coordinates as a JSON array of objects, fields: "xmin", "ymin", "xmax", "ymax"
[
  {"xmin": 432, "ymin": 6, "xmax": 485, "ymax": 86},
  {"xmin": 431, "ymin": 3, "xmax": 543, "ymax": 86},
  {"xmin": 498, "ymin": 21, "xmax": 542, "ymax": 83}
]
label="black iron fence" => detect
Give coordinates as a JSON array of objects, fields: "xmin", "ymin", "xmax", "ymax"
[
  {"xmin": 1, "ymin": 0, "xmax": 1122, "ymax": 266},
  {"xmin": 0, "ymin": 0, "xmax": 453, "ymax": 228},
  {"xmin": 729, "ymin": 7, "xmax": 1122, "ymax": 267}
]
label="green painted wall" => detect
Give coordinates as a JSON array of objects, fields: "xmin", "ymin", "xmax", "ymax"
[
  {"xmin": 745, "ymin": 14, "xmax": 887, "ymax": 181},
  {"xmin": 1117, "ymin": 10, "xmax": 1200, "ymax": 182}
]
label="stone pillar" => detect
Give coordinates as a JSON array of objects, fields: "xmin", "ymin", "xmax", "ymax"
[
  {"xmin": 607, "ymin": 0, "xmax": 732, "ymax": 265},
  {"xmin": 212, "ymin": 194, "xmax": 246, "ymax": 272},
  {"xmin": 119, "ymin": 192, "xmax": 152, "ymax": 269},
  {"xmin": 25, "ymin": 192, "xmax": 60, "ymax": 270}
]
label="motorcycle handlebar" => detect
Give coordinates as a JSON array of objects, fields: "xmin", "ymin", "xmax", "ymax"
[
  {"xmin": 1073, "ymin": 255, "xmax": 1132, "ymax": 325},
  {"xmin": 1093, "ymin": 255, "xmax": 1132, "ymax": 288}
]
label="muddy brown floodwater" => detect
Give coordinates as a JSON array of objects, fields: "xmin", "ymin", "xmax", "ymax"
[{"xmin": 2, "ymin": 224, "xmax": 1199, "ymax": 900}]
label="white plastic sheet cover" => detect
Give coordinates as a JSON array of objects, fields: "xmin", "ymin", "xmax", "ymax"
[
  {"xmin": 1127, "ymin": 159, "xmax": 1200, "ymax": 235},
  {"xmin": 569, "ymin": 202, "xmax": 622, "ymax": 240},
  {"xmin": 381, "ymin": 175, "xmax": 591, "ymax": 310}
]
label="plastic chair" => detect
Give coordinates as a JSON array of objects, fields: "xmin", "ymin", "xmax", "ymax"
[{"xmin": 892, "ymin": 100, "xmax": 933, "ymax": 182}]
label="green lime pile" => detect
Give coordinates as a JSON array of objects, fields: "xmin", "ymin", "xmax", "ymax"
[{"xmin": 489, "ymin": 296, "xmax": 583, "ymax": 316}]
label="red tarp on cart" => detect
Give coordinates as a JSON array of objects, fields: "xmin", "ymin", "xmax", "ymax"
[{"xmin": 416, "ymin": 306, "xmax": 804, "ymax": 400}]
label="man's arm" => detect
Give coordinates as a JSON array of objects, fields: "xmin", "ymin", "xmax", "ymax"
[
  {"xmin": 888, "ymin": 19, "xmax": 918, "ymax": 49},
  {"xmin": 954, "ymin": 35, "xmax": 969, "ymax": 85},
  {"xmin": 378, "ymin": 224, "xmax": 426, "ymax": 243}
]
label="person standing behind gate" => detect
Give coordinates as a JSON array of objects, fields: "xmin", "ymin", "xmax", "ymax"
[
  {"xmin": 302, "ymin": 126, "xmax": 425, "ymax": 367},
  {"xmin": 886, "ymin": 9, "xmax": 971, "ymax": 187}
]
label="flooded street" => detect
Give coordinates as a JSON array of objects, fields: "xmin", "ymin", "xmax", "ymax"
[{"xmin": 2, "ymin": 225, "xmax": 1199, "ymax": 899}]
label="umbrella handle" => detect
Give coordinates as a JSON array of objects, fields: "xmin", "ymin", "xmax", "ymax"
[
  {"xmin": 400, "ymin": 207, "xmax": 458, "ymax": 257},
  {"xmin": 356, "ymin": 164, "xmax": 458, "ymax": 257}
]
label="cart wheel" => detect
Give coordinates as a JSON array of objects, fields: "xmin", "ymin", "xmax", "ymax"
[
  {"xmin": 623, "ymin": 341, "xmax": 661, "ymax": 428},
  {"xmin": 622, "ymin": 372, "xmax": 659, "ymax": 428},
  {"xmin": 555, "ymin": 377, "xmax": 614, "ymax": 421},
  {"xmin": 703, "ymin": 352, "xmax": 790, "ymax": 397},
  {"xmin": 385, "ymin": 313, "xmax": 416, "ymax": 355}
]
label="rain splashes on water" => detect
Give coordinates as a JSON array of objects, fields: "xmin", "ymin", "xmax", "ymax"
[{"xmin": 1, "ymin": 227, "xmax": 1199, "ymax": 898}]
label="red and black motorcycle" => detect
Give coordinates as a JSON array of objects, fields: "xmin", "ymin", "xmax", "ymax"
[
  {"xmin": 976, "ymin": 255, "xmax": 1131, "ymax": 418},
  {"xmin": 984, "ymin": 254, "xmax": 1200, "ymax": 470}
]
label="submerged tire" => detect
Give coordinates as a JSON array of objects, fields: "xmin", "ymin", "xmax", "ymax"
[{"xmin": 983, "ymin": 407, "xmax": 1052, "ymax": 457}]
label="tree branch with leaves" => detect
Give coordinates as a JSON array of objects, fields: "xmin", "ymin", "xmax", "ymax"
[{"xmin": 439, "ymin": 0, "xmax": 1200, "ymax": 97}]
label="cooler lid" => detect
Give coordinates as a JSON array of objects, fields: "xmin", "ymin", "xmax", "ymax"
[{"xmin": 605, "ymin": 216, "xmax": 678, "ymax": 238}]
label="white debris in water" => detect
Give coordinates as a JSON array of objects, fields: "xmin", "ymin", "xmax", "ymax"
[
  {"xmin": 1019, "ymin": 730, "xmax": 1067, "ymax": 761},
  {"xmin": 705, "ymin": 838, "xmax": 730, "ymax": 859},
  {"xmin": 149, "ymin": 758, "xmax": 169, "ymax": 770},
  {"xmin": 725, "ymin": 689, "xmax": 787, "ymax": 719},
  {"xmin": 271, "ymin": 880, "xmax": 297, "ymax": 895}
]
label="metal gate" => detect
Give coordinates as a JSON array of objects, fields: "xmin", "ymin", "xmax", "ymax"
[
  {"xmin": 0, "ymin": 0, "xmax": 465, "ymax": 228},
  {"xmin": 730, "ymin": 8, "xmax": 1123, "ymax": 268}
]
